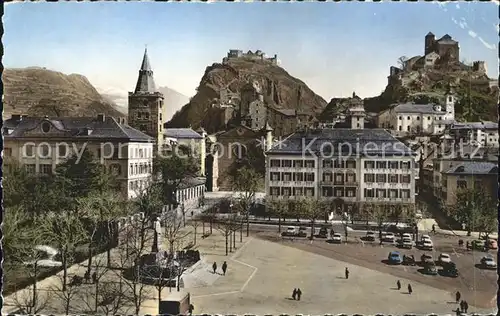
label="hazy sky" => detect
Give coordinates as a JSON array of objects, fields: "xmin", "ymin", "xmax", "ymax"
[{"xmin": 4, "ymin": 2, "xmax": 499, "ymax": 101}]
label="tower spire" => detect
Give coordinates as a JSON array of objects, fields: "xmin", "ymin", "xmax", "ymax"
[{"xmin": 135, "ymin": 48, "xmax": 156, "ymax": 93}]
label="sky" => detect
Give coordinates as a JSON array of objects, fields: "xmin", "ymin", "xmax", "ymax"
[{"xmin": 4, "ymin": 1, "xmax": 499, "ymax": 105}]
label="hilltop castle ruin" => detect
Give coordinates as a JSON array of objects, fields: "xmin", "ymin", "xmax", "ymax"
[{"xmin": 222, "ymin": 49, "xmax": 280, "ymax": 66}]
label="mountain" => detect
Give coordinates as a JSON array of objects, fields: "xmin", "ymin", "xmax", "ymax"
[
  {"xmin": 3, "ymin": 67, "xmax": 124, "ymax": 119},
  {"xmin": 166, "ymin": 56, "xmax": 327, "ymax": 133},
  {"xmin": 97, "ymin": 86, "xmax": 190, "ymax": 121}
]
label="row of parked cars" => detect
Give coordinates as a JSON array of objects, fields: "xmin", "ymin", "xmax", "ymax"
[
  {"xmin": 281, "ymin": 226, "xmax": 344, "ymax": 243},
  {"xmin": 387, "ymin": 251, "xmax": 459, "ymax": 277}
]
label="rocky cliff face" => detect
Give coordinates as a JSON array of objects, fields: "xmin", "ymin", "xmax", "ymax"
[
  {"xmin": 3, "ymin": 67, "xmax": 123, "ymax": 119},
  {"xmin": 166, "ymin": 58, "xmax": 327, "ymax": 133}
]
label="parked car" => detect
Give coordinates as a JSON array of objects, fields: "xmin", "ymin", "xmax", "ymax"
[
  {"xmin": 388, "ymin": 251, "xmax": 403, "ymax": 264},
  {"xmin": 298, "ymin": 227, "xmax": 308, "ymax": 237},
  {"xmin": 487, "ymin": 239, "xmax": 498, "ymax": 250},
  {"xmin": 383, "ymin": 232, "xmax": 395, "ymax": 243},
  {"xmin": 438, "ymin": 253, "xmax": 452, "ymax": 265},
  {"xmin": 402, "ymin": 254, "xmax": 416, "ymax": 266},
  {"xmin": 330, "ymin": 233, "xmax": 342, "ymax": 244},
  {"xmin": 421, "ymin": 253, "xmax": 433, "ymax": 263},
  {"xmin": 421, "ymin": 239, "xmax": 434, "ymax": 250},
  {"xmin": 317, "ymin": 226, "xmax": 329, "ymax": 238},
  {"xmin": 480, "ymin": 256, "xmax": 497, "ymax": 269},
  {"xmin": 281, "ymin": 226, "xmax": 298, "ymax": 237},
  {"xmin": 402, "ymin": 233, "xmax": 412, "ymax": 240},
  {"xmin": 421, "ymin": 235, "xmax": 431, "ymax": 242},
  {"xmin": 423, "ymin": 262, "xmax": 438, "ymax": 275},
  {"xmin": 469, "ymin": 239, "xmax": 484, "ymax": 251},
  {"xmin": 399, "ymin": 237, "xmax": 413, "ymax": 249},
  {"xmin": 365, "ymin": 231, "xmax": 376, "ymax": 241},
  {"xmin": 441, "ymin": 262, "xmax": 459, "ymax": 277},
  {"xmin": 24, "ymin": 245, "xmax": 63, "ymax": 267}
]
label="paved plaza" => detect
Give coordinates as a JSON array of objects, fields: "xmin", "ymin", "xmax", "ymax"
[{"xmin": 189, "ymin": 235, "xmax": 496, "ymax": 315}]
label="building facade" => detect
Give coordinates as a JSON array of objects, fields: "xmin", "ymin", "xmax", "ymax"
[
  {"xmin": 446, "ymin": 121, "xmax": 499, "ymax": 147},
  {"xmin": 265, "ymin": 128, "xmax": 417, "ymax": 212},
  {"xmin": 163, "ymin": 127, "xmax": 208, "ymax": 177},
  {"xmin": 128, "ymin": 49, "xmax": 165, "ymax": 146},
  {"xmin": 3, "ymin": 114, "xmax": 154, "ymax": 200}
]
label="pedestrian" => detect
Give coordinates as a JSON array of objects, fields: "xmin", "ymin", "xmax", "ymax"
[
  {"xmin": 91, "ymin": 272, "xmax": 97, "ymax": 284},
  {"xmin": 188, "ymin": 304, "xmax": 194, "ymax": 315},
  {"xmin": 345, "ymin": 267, "xmax": 349, "ymax": 279},
  {"xmin": 432, "ymin": 224, "xmax": 435, "ymax": 234},
  {"xmin": 292, "ymin": 288, "xmax": 297, "ymax": 300},
  {"xmin": 296, "ymin": 288, "xmax": 302, "ymax": 301},
  {"xmin": 459, "ymin": 300, "xmax": 465, "ymax": 312},
  {"xmin": 222, "ymin": 261, "xmax": 228, "ymax": 276},
  {"xmin": 463, "ymin": 301, "xmax": 468, "ymax": 313},
  {"xmin": 84, "ymin": 271, "xmax": 91, "ymax": 283},
  {"xmin": 212, "ymin": 262, "xmax": 217, "ymax": 274},
  {"xmin": 466, "ymin": 240, "xmax": 470, "ymax": 249},
  {"xmin": 407, "ymin": 284, "xmax": 412, "ymax": 295},
  {"xmin": 455, "ymin": 291, "xmax": 461, "ymax": 303},
  {"xmin": 396, "ymin": 280, "xmax": 401, "ymax": 290}
]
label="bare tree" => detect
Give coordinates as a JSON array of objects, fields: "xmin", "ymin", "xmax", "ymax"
[
  {"xmin": 397, "ymin": 55, "xmax": 409, "ymax": 69},
  {"xmin": 190, "ymin": 215, "xmax": 203, "ymax": 245},
  {"xmin": 216, "ymin": 212, "xmax": 242, "ymax": 256},
  {"xmin": 11, "ymin": 287, "xmax": 51, "ymax": 314},
  {"xmin": 50, "ymin": 273, "xmax": 80, "ymax": 315},
  {"xmin": 365, "ymin": 203, "xmax": 389, "ymax": 239}
]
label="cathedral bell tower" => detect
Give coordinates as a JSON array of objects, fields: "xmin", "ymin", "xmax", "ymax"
[{"xmin": 128, "ymin": 48, "xmax": 165, "ymax": 147}]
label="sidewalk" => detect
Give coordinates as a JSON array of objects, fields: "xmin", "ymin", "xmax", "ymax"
[{"xmin": 418, "ymin": 218, "xmax": 498, "ymax": 239}]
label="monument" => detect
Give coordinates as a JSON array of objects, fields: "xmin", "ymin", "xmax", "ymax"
[{"xmin": 152, "ymin": 216, "xmax": 163, "ymax": 254}]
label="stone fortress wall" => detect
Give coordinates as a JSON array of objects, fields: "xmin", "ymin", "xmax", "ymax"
[{"xmin": 223, "ymin": 49, "xmax": 280, "ymax": 65}]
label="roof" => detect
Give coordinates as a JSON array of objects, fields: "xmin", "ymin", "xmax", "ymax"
[
  {"xmin": 134, "ymin": 49, "xmax": 158, "ymax": 93},
  {"xmin": 426, "ymin": 32, "xmax": 435, "ymax": 36},
  {"xmin": 450, "ymin": 121, "xmax": 498, "ymax": 130},
  {"xmin": 392, "ymin": 103, "xmax": 445, "ymax": 114},
  {"xmin": 444, "ymin": 161, "xmax": 498, "ymax": 175},
  {"xmin": 437, "ymin": 34, "xmax": 458, "ymax": 45},
  {"xmin": 267, "ymin": 128, "xmax": 415, "ymax": 157},
  {"xmin": 164, "ymin": 128, "xmax": 203, "ymax": 139},
  {"xmin": 3, "ymin": 116, "xmax": 153, "ymax": 142},
  {"xmin": 179, "ymin": 177, "xmax": 206, "ymax": 189}
]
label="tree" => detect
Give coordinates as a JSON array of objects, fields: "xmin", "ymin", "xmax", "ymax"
[
  {"xmin": 397, "ymin": 56, "xmax": 409, "ymax": 69},
  {"xmin": 295, "ymin": 198, "xmax": 322, "ymax": 240},
  {"xmin": 216, "ymin": 202, "xmax": 242, "ymax": 256},
  {"xmin": 190, "ymin": 214, "xmax": 202, "ymax": 245},
  {"xmin": 37, "ymin": 211, "xmax": 88, "ymax": 291},
  {"xmin": 230, "ymin": 166, "xmax": 261, "ymax": 237},
  {"xmin": 266, "ymin": 198, "xmax": 289, "ymax": 233},
  {"xmin": 365, "ymin": 203, "xmax": 388, "ymax": 239},
  {"xmin": 11, "ymin": 286, "xmax": 52, "ymax": 314},
  {"xmin": 50, "ymin": 273, "xmax": 80, "ymax": 315},
  {"xmin": 450, "ymin": 188, "xmax": 497, "ymax": 237}
]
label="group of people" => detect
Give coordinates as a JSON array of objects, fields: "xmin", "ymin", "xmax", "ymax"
[
  {"xmin": 455, "ymin": 291, "xmax": 469, "ymax": 314},
  {"xmin": 291, "ymin": 288, "xmax": 302, "ymax": 300},
  {"xmin": 395, "ymin": 280, "xmax": 413, "ymax": 294},
  {"xmin": 212, "ymin": 261, "xmax": 228, "ymax": 275}
]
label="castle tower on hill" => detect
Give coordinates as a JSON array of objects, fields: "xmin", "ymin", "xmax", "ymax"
[{"xmin": 128, "ymin": 48, "xmax": 165, "ymax": 146}]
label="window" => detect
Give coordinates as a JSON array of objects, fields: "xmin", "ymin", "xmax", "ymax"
[
  {"xmin": 40, "ymin": 164, "xmax": 52, "ymax": 175},
  {"xmin": 334, "ymin": 173, "xmax": 344, "ymax": 184},
  {"xmin": 160, "ymin": 113, "xmax": 162, "ymax": 121},
  {"xmin": 389, "ymin": 174, "xmax": 398, "ymax": 183},
  {"xmin": 270, "ymin": 159, "xmax": 280, "ymax": 167},
  {"xmin": 407, "ymin": 126, "xmax": 410, "ymax": 131},
  {"xmin": 416, "ymin": 116, "xmax": 420, "ymax": 120},
  {"xmin": 457, "ymin": 180, "xmax": 467, "ymax": 189},
  {"xmin": 293, "ymin": 160, "xmax": 303, "ymax": 168},
  {"xmin": 400, "ymin": 161, "xmax": 410, "ymax": 170},
  {"xmin": 134, "ymin": 164, "xmax": 138, "ymax": 174},
  {"xmin": 305, "ymin": 160, "xmax": 315, "ymax": 168},
  {"xmin": 41, "ymin": 121, "xmax": 51, "ymax": 133},
  {"xmin": 400, "ymin": 189, "xmax": 411, "ymax": 199},
  {"xmin": 364, "ymin": 174, "xmax": 375, "ymax": 183},
  {"xmin": 364, "ymin": 161, "xmax": 374, "ymax": 169},
  {"xmin": 389, "ymin": 189, "xmax": 398, "ymax": 198},
  {"xmin": 130, "ymin": 164, "xmax": 134, "ymax": 175},
  {"xmin": 334, "ymin": 159, "xmax": 345, "ymax": 168},
  {"xmin": 58, "ymin": 145, "xmax": 67, "ymax": 157},
  {"xmin": 346, "ymin": 188, "xmax": 356, "ymax": 197},
  {"xmin": 346, "ymin": 160, "xmax": 356, "ymax": 169},
  {"xmin": 322, "ymin": 160, "xmax": 333, "ymax": 168},
  {"xmin": 401, "ymin": 174, "xmax": 411, "ymax": 183},
  {"xmin": 428, "ymin": 116, "xmax": 431, "ymax": 120},
  {"xmin": 39, "ymin": 144, "xmax": 50, "ymax": 158},
  {"xmin": 376, "ymin": 189, "xmax": 386, "ymax": 198},
  {"xmin": 322, "ymin": 173, "xmax": 332, "ymax": 182},
  {"xmin": 282, "ymin": 172, "xmax": 292, "ymax": 181},
  {"xmin": 322, "ymin": 187, "xmax": 333, "ymax": 197},
  {"xmin": 407, "ymin": 116, "xmax": 410, "ymax": 120},
  {"xmin": 25, "ymin": 164, "xmax": 36, "ymax": 174},
  {"xmin": 293, "ymin": 172, "xmax": 304, "ymax": 182},
  {"xmin": 24, "ymin": 144, "xmax": 35, "ymax": 158},
  {"xmin": 364, "ymin": 188, "xmax": 375, "ymax": 198},
  {"xmin": 305, "ymin": 173, "xmax": 315, "ymax": 182},
  {"xmin": 282, "ymin": 160, "xmax": 292, "ymax": 167},
  {"xmin": 293, "ymin": 187, "xmax": 303, "ymax": 196},
  {"xmin": 346, "ymin": 173, "xmax": 356, "ymax": 183},
  {"xmin": 376, "ymin": 174, "xmax": 386, "ymax": 183},
  {"xmin": 334, "ymin": 188, "xmax": 344, "ymax": 197},
  {"xmin": 4, "ymin": 147, "xmax": 12, "ymax": 157},
  {"xmin": 399, "ymin": 116, "xmax": 402, "ymax": 120},
  {"xmin": 398, "ymin": 126, "xmax": 402, "ymax": 131},
  {"xmin": 376, "ymin": 161, "xmax": 387, "ymax": 169},
  {"xmin": 270, "ymin": 172, "xmax": 280, "ymax": 181},
  {"xmin": 139, "ymin": 149, "xmax": 144, "ymax": 158},
  {"xmin": 305, "ymin": 188, "xmax": 315, "ymax": 197},
  {"xmin": 389, "ymin": 161, "xmax": 398, "ymax": 169},
  {"xmin": 357, "ymin": 123, "xmax": 360, "ymax": 128}
]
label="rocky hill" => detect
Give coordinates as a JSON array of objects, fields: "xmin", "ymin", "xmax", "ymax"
[
  {"xmin": 166, "ymin": 58, "xmax": 327, "ymax": 133},
  {"xmin": 363, "ymin": 61, "xmax": 498, "ymax": 122},
  {"xmin": 3, "ymin": 67, "xmax": 123, "ymax": 119}
]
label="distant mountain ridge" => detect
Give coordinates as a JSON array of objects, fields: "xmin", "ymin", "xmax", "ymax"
[{"xmin": 3, "ymin": 67, "xmax": 123, "ymax": 119}]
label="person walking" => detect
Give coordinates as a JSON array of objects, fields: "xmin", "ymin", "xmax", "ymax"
[
  {"xmin": 84, "ymin": 271, "xmax": 91, "ymax": 284},
  {"xmin": 212, "ymin": 262, "xmax": 217, "ymax": 274},
  {"xmin": 222, "ymin": 261, "xmax": 228, "ymax": 276},
  {"xmin": 455, "ymin": 291, "xmax": 461, "ymax": 303},
  {"xmin": 396, "ymin": 280, "xmax": 401, "ymax": 290},
  {"xmin": 463, "ymin": 301, "xmax": 468, "ymax": 313},
  {"xmin": 296, "ymin": 288, "xmax": 302, "ymax": 301},
  {"xmin": 345, "ymin": 267, "xmax": 349, "ymax": 279},
  {"xmin": 91, "ymin": 272, "xmax": 97, "ymax": 284},
  {"xmin": 407, "ymin": 284, "xmax": 413, "ymax": 295},
  {"xmin": 292, "ymin": 288, "xmax": 297, "ymax": 300},
  {"xmin": 459, "ymin": 300, "xmax": 465, "ymax": 312},
  {"xmin": 188, "ymin": 304, "xmax": 194, "ymax": 315},
  {"xmin": 432, "ymin": 224, "xmax": 436, "ymax": 234}
]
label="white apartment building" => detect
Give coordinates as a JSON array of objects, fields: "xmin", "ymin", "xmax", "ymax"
[
  {"xmin": 265, "ymin": 128, "xmax": 417, "ymax": 211},
  {"xmin": 446, "ymin": 121, "xmax": 499, "ymax": 147},
  {"xmin": 3, "ymin": 114, "xmax": 154, "ymax": 200},
  {"xmin": 377, "ymin": 92, "xmax": 456, "ymax": 135}
]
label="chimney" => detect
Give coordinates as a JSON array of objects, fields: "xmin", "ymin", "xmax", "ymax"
[{"xmin": 97, "ymin": 114, "xmax": 105, "ymax": 122}]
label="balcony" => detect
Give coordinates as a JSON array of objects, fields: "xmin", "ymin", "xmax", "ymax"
[{"xmin": 320, "ymin": 180, "xmax": 333, "ymax": 185}]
